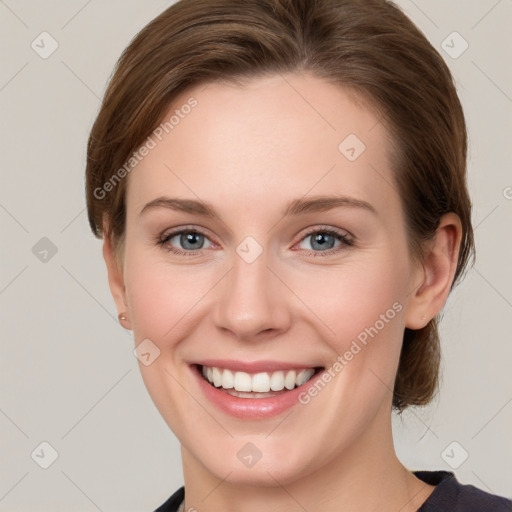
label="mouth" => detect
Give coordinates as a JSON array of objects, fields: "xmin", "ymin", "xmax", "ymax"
[
  {"xmin": 195, "ymin": 364, "xmax": 324, "ymax": 399},
  {"xmin": 190, "ymin": 361, "xmax": 327, "ymax": 419}
]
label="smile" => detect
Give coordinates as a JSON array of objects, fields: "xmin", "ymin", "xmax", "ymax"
[
  {"xmin": 190, "ymin": 361, "xmax": 325, "ymax": 418},
  {"xmin": 201, "ymin": 365, "xmax": 317, "ymax": 395}
]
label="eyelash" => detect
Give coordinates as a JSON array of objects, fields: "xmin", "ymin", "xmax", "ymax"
[{"xmin": 156, "ymin": 225, "xmax": 354, "ymax": 258}]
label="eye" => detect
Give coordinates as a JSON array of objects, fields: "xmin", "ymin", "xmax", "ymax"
[
  {"xmin": 157, "ymin": 226, "xmax": 353, "ymax": 257},
  {"xmin": 296, "ymin": 227, "xmax": 353, "ymax": 256},
  {"xmin": 158, "ymin": 228, "xmax": 214, "ymax": 255}
]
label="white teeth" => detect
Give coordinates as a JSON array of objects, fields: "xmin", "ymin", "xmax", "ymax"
[
  {"xmin": 221, "ymin": 369, "xmax": 234, "ymax": 389},
  {"xmin": 252, "ymin": 372, "xmax": 271, "ymax": 392},
  {"xmin": 201, "ymin": 366, "xmax": 316, "ymax": 393},
  {"xmin": 284, "ymin": 370, "xmax": 297, "ymax": 390},
  {"xmin": 270, "ymin": 371, "xmax": 285, "ymax": 391},
  {"xmin": 296, "ymin": 369, "xmax": 311, "ymax": 387},
  {"xmin": 234, "ymin": 371, "xmax": 252, "ymax": 391},
  {"xmin": 212, "ymin": 367, "xmax": 222, "ymax": 387}
]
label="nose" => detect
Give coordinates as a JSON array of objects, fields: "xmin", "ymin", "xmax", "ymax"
[{"xmin": 212, "ymin": 247, "xmax": 292, "ymax": 341}]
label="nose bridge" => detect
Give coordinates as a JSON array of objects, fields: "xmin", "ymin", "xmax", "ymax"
[{"xmin": 213, "ymin": 238, "xmax": 290, "ymax": 339}]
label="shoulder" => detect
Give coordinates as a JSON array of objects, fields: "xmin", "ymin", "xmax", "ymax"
[
  {"xmin": 153, "ymin": 476, "xmax": 512, "ymax": 512},
  {"xmin": 153, "ymin": 486, "xmax": 185, "ymax": 512},
  {"xmin": 415, "ymin": 470, "xmax": 512, "ymax": 512}
]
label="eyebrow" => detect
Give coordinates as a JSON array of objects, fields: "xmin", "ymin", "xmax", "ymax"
[{"xmin": 139, "ymin": 195, "xmax": 377, "ymax": 218}]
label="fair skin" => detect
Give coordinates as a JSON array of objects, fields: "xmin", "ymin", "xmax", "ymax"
[{"xmin": 103, "ymin": 73, "xmax": 461, "ymax": 511}]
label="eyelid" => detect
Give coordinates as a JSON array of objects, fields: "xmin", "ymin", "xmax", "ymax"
[
  {"xmin": 159, "ymin": 225, "xmax": 216, "ymax": 243},
  {"xmin": 297, "ymin": 224, "xmax": 352, "ymax": 241}
]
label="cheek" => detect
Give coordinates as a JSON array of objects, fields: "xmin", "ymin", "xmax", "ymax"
[
  {"xmin": 123, "ymin": 246, "xmax": 211, "ymax": 341},
  {"xmin": 121, "ymin": 246, "xmax": 217, "ymax": 436},
  {"xmin": 289, "ymin": 257, "xmax": 407, "ymax": 403},
  {"xmin": 292, "ymin": 257, "xmax": 406, "ymax": 344}
]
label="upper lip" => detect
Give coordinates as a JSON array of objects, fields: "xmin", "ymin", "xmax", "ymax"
[{"xmin": 192, "ymin": 359, "xmax": 321, "ymax": 373}]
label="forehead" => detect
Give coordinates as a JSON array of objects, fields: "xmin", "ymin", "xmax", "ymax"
[{"xmin": 126, "ymin": 73, "xmax": 400, "ymax": 222}]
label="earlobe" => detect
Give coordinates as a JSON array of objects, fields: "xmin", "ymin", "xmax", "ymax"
[
  {"xmin": 102, "ymin": 232, "xmax": 132, "ymax": 330},
  {"xmin": 405, "ymin": 213, "xmax": 462, "ymax": 330}
]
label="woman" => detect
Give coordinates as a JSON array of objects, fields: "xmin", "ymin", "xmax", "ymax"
[{"xmin": 85, "ymin": 0, "xmax": 511, "ymax": 510}]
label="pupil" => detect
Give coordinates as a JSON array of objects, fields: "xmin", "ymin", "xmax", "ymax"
[
  {"xmin": 312, "ymin": 233, "xmax": 334, "ymax": 251},
  {"xmin": 181, "ymin": 232, "xmax": 203, "ymax": 250}
]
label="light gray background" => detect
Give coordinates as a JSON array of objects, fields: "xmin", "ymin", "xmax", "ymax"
[{"xmin": 1, "ymin": 1, "xmax": 511, "ymax": 510}]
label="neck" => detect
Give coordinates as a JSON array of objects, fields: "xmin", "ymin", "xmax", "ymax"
[{"xmin": 180, "ymin": 407, "xmax": 434, "ymax": 512}]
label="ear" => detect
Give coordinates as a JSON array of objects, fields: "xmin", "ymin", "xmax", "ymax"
[
  {"xmin": 102, "ymin": 230, "xmax": 132, "ymax": 330},
  {"xmin": 405, "ymin": 213, "xmax": 463, "ymax": 330}
]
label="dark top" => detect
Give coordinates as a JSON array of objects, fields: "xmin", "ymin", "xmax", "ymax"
[{"xmin": 154, "ymin": 470, "xmax": 512, "ymax": 511}]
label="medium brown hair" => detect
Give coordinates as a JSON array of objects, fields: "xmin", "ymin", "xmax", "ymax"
[{"xmin": 85, "ymin": 0, "xmax": 475, "ymax": 411}]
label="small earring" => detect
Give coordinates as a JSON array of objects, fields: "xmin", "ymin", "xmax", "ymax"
[{"xmin": 118, "ymin": 312, "xmax": 128, "ymax": 323}]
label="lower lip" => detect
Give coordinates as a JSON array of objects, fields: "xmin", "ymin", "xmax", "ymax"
[{"xmin": 191, "ymin": 365, "xmax": 324, "ymax": 419}]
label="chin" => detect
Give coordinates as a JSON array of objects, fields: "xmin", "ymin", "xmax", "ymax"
[
  {"xmin": 185, "ymin": 432, "xmax": 323, "ymax": 488},
  {"xmin": 207, "ymin": 455, "xmax": 309, "ymax": 488}
]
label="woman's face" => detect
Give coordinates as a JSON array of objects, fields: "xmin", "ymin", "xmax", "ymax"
[{"xmin": 111, "ymin": 73, "xmax": 424, "ymax": 485}]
